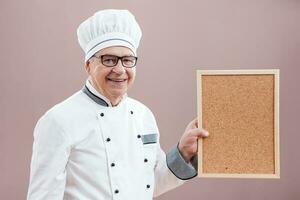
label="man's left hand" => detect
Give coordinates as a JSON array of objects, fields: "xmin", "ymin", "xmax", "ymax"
[{"xmin": 178, "ymin": 118, "xmax": 209, "ymax": 162}]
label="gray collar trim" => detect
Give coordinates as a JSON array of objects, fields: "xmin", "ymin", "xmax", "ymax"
[{"xmin": 82, "ymin": 85, "xmax": 109, "ymax": 107}]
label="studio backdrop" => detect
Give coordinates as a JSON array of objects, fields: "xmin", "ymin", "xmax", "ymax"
[{"xmin": 0, "ymin": 0, "xmax": 299, "ymax": 199}]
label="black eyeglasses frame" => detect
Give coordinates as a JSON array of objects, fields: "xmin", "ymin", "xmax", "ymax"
[{"xmin": 93, "ymin": 54, "xmax": 138, "ymax": 68}]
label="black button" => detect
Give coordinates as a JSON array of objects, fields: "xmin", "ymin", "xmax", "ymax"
[
  {"xmin": 111, "ymin": 163, "xmax": 115, "ymax": 167},
  {"xmin": 114, "ymin": 189, "xmax": 119, "ymax": 194},
  {"xmin": 100, "ymin": 113, "xmax": 104, "ymax": 117},
  {"xmin": 137, "ymin": 134, "xmax": 141, "ymax": 139},
  {"xmin": 146, "ymin": 184, "xmax": 150, "ymax": 189},
  {"xmin": 106, "ymin": 138, "xmax": 111, "ymax": 142},
  {"xmin": 144, "ymin": 158, "xmax": 148, "ymax": 163},
  {"xmin": 130, "ymin": 111, "xmax": 133, "ymax": 114}
]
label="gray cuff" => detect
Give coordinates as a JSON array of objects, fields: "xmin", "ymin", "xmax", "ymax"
[{"xmin": 166, "ymin": 144, "xmax": 198, "ymax": 180}]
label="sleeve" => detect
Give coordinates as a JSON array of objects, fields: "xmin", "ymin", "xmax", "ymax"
[
  {"xmin": 153, "ymin": 143, "xmax": 198, "ymax": 197},
  {"xmin": 27, "ymin": 113, "xmax": 71, "ymax": 200},
  {"xmin": 166, "ymin": 143, "xmax": 198, "ymax": 180}
]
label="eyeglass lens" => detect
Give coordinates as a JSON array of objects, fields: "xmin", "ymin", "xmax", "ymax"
[{"xmin": 101, "ymin": 55, "xmax": 137, "ymax": 67}]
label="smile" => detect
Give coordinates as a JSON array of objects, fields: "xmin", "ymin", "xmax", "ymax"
[{"xmin": 107, "ymin": 78, "xmax": 127, "ymax": 82}]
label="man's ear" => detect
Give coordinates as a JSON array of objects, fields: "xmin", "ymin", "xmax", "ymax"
[{"xmin": 85, "ymin": 60, "xmax": 90, "ymax": 74}]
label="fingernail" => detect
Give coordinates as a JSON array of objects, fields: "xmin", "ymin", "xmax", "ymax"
[{"xmin": 204, "ymin": 131, "xmax": 209, "ymax": 136}]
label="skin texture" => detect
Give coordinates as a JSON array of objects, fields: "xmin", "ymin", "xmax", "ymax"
[
  {"xmin": 85, "ymin": 46, "xmax": 136, "ymax": 106},
  {"xmin": 85, "ymin": 46, "xmax": 209, "ymax": 162},
  {"xmin": 178, "ymin": 118, "xmax": 209, "ymax": 162}
]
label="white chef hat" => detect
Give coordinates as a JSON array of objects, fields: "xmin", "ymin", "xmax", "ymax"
[{"xmin": 77, "ymin": 9, "xmax": 142, "ymax": 62}]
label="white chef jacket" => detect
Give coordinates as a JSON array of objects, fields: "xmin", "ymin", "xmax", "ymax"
[{"xmin": 27, "ymin": 80, "xmax": 197, "ymax": 200}]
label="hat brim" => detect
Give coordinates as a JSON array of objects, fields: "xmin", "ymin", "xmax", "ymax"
[{"xmin": 85, "ymin": 39, "xmax": 137, "ymax": 62}]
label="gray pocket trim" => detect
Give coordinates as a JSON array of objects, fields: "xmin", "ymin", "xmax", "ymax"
[{"xmin": 141, "ymin": 134, "xmax": 158, "ymax": 144}]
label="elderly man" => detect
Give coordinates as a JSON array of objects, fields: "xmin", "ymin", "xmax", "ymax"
[{"xmin": 27, "ymin": 9, "xmax": 208, "ymax": 200}]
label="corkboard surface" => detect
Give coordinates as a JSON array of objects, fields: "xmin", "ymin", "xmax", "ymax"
[{"xmin": 201, "ymin": 74, "xmax": 275, "ymax": 174}]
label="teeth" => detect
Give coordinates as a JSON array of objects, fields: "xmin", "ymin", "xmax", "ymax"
[{"xmin": 108, "ymin": 78, "xmax": 126, "ymax": 82}]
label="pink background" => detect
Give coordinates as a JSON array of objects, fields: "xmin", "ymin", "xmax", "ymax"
[{"xmin": 1, "ymin": 0, "xmax": 299, "ymax": 199}]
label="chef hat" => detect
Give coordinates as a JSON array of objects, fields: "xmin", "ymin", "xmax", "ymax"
[{"xmin": 77, "ymin": 9, "xmax": 142, "ymax": 62}]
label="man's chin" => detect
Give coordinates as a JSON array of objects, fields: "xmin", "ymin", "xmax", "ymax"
[{"xmin": 108, "ymin": 89, "xmax": 127, "ymax": 100}]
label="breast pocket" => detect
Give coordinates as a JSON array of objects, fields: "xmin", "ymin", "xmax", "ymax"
[{"xmin": 142, "ymin": 134, "xmax": 158, "ymax": 170}]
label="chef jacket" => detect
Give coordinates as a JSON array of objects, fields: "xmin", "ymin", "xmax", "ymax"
[{"xmin": 27, "ymin": 80, "xmax": 197, "ymax": 200}]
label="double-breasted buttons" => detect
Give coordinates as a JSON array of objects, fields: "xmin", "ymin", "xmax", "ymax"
[
  {"xmin": 130, "ymin": 110, "xmax": 133, "ymax": 114},
  {"xmin": 114, "ymin": 189, "xmax": 119, "ymax": 194},
  {"xmin": 111, "ymin": 163, "xmax": 115, "ymax": 167},
  {"xmin": 100, "ymin": 113, "xmax": 104, "ymax": 117},
  {"xmin": 137, "ymin": 134, "xmax": 141, "ymax": 139},
  {"xmin": 144, "ymin": 158, "xmax": 148, "ymax": 163},
  {"xmin": 146, "ymin": 184, "xmax": 151, "ymax": 189},
  {"xmin": 106, "ymin": 138, "xmax": 111, "ymax": 142}
]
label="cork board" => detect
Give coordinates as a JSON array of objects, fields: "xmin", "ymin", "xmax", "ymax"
[{"xmin": 197, "ymin": 70, "xmax": 280, "ymax": 178}]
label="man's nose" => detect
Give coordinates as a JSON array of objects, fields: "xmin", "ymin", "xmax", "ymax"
[{"xmin": 112, "ymin": 59, "xmax": 126, "ymax": 74}]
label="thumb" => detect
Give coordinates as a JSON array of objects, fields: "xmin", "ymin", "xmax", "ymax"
[{"xmin": 188, "ymin": 118, "xmax": 198, "ymax": 130}]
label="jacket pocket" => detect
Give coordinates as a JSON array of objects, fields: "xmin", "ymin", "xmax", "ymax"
[
  {"xmin": 141, "ymin": 133, "xmax": 158, "ymax": 145},
  {"xmin": 142, "ymin": 134, "xmax": 158, "ymax": 170}
]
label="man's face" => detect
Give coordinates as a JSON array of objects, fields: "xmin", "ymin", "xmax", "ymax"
[{"xmin": 85, "ymin": 46, "xmax": 136, "ymax": 104}]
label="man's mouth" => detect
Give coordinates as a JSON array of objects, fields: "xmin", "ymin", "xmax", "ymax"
[{"xmin": 107, "ymin": 78, "xmax": 127, "ymax": 82}]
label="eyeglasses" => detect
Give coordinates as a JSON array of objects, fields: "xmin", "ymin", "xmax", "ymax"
[{"xmin": 93, "ymin": 54, "xmax": 138, "ymax": 68}]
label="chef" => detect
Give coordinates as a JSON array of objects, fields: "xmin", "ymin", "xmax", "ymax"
[{"xmin": 27, "ymin": 9, "xmax": 209, "ymax": 200}]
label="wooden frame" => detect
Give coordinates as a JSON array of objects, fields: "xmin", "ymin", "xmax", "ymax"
[{"xmin": 197, "ymin": 69, "xmax": 280, "ymax": 178}]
